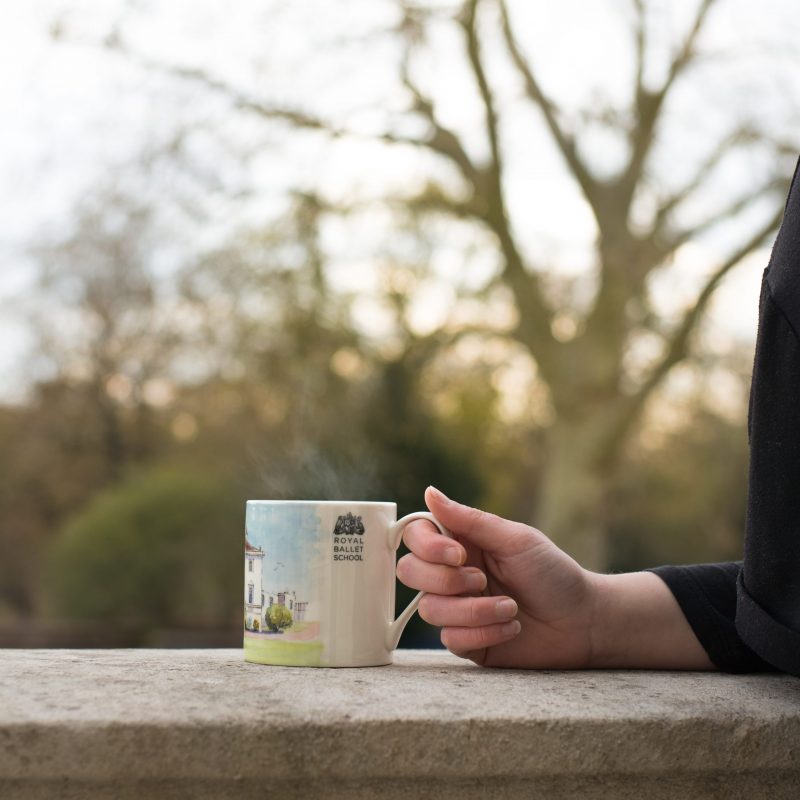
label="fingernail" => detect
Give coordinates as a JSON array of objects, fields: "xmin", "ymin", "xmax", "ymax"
[
  {"xmin": 501, "ymin": 620, "xmax": 521, "ymax": 637},
  {"xmin": 464, "ymin": 569, "xmax": 487, "ymax": 592},
  {"xmin": 427, "ymin": 485, "xmax": 450, "ymax": 504},
  {"xmin": 444, "ymin": 546, "xmax": 464, "ymax": 566},
  {"xmin": 495, "ymin": 598, "xmax": 518, "ymax": 619}
]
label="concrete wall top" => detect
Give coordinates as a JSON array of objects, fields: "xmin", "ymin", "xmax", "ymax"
[{"xmin": 2, "ymin": 649, "xmax": 799, "ymax": 798}]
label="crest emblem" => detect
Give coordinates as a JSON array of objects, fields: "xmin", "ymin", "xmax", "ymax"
[{"xmin": 333, "ymin": 512, "xmax": 365, "ymax": 535}]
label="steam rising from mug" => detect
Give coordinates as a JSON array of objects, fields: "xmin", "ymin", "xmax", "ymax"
[{"xmin": 252, "ymin": 438, "xmax": 388, "ymax": 501}]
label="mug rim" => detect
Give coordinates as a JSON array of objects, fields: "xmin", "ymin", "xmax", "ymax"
[{"xmin": 246, "ymin": 500, "xmax": 397, "ymax": 506}]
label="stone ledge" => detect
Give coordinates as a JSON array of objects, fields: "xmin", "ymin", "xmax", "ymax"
[{"xmin": 1, "ymin": 649, "xmax": 799, "ymax": 799}]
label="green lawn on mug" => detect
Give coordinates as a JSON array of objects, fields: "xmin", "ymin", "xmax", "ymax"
[{"xmin": 244, "ymin": 634, "xmax": 324, "ymax": 667}]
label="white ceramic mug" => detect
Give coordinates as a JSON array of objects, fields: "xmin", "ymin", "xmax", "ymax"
[{"xmin": 243, "ymin": 500, "xmax": 451, "ymax": 667}]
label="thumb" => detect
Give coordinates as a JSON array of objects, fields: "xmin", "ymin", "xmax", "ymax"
[{"xmin": 423, "ymin": 486, "xmax": 532, "ymax": 556}]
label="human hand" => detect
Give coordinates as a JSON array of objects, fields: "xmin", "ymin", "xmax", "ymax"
[
  {"xmin": 397, "ymin": 486, "xmax": 596, "ymax": 668},
  {"xmin": 397, "ymin": 486, "xmax": 714, "ymax": 670}
]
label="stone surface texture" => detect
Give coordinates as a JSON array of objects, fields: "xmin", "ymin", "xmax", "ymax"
[{"xmin": 1, "ymin": 649, "xmax": 799, "ymax": 799}]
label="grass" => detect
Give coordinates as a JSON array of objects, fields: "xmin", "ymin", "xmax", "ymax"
[
  {"xmin": 285, "ymin": 621, "xmax": 312, "ymax": 634},
  {"xmin": 244, "ymin": 634, "xmax": 324, "ymax": 667}
]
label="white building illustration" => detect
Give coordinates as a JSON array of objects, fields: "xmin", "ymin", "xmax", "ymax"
[
  {"xmin": 262, "ymin": 589, "xmax": 310, "ymax": 622},
  {"xmin": 244, "ymin": 536, "xmax": 313, "ymax": 631},
  {"xmin": 245, "ymin": 538, "xmax": 265, "ymax": 630}
]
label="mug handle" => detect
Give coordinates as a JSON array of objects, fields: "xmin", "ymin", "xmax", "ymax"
[{"xmin": 385, "ymin": 511, "xmax": 453, "ymax": 651}]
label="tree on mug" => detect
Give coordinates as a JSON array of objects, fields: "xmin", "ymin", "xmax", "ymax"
[{"xmin": 266, "ymin": 605, "xmax": 293, "ymax": 633}]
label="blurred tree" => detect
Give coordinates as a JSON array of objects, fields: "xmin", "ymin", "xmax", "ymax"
[
  {"xmin": 46, "ymin": 467, "xmax": 242, "ymax": 629},
  {"xmin": 0, "ymin": 382, "xmax": 125, "ymax": 617},
  {"xmin": 148, "ymin": 0, "xmax": 796, "ymax": 567},
  {"xmin": 0, "ymin": 186, "xmax": 193, "ymax": 618},
  {"xmin": 10, "ymin": 0, "xmax": 794, "ymax": 639},
  {"xmin": 180, "ymin": 196, "xmax": 491, "ymax": 645},
  {"xmin": 30, "ymin": 189, "xmax": 182, "ymax": 480},
  {"xmin": 180, "ymin": 193, "xmax": 487, "ymax": 510},
  {"xmin": 608, "ymin": 406, "xmax": 749, "ymax": 571},
  {"xmin": 0, "ymin": 405, "xmax": 44, "ymax": 617}
]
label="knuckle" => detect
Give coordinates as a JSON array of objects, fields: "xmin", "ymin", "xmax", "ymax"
[
  {"xmin": 401, "ymin": 521, "xmax": 422, "ymax": 546},
  {"xmin": 475, "ymin": 626, "xmax": 494, "ymax": 648},
  {"xmin": 512, "ymin": 520, "xmax": 536, "ymax": 541},
  {"xmin": 404, "ymin": 520, "xmax": 438, "ymax": 554},
  {"xmin": 417, "ymin": 594, "xmax": 436, "ymax": 623},
  {"xmin": 464, "ymin": 506, "xmax": 485, "ymax": 535},
  {"xmin": 464, "ymin": 506, "xmax": 505, "ymax": 537},
  {"xmin": 436, "ymin": 569, "xmax": 455, "ymax": 595},
  {"xmin": 441, "ymin": 627, "xmax": 461, "ymax": 652},
  {"xmin": 410, "ymin": 519, "xmax": 430, "ymax": 535},
  {"xmin": 395, "ymin": 554, "xmax": 414, "ymax": 581}
]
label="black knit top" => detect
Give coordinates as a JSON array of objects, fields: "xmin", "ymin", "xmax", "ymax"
[{"xmin": 650, "ymin": 159, "xmax": 800, "ymax": 677}]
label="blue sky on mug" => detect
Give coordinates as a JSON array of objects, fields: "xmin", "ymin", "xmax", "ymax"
[
  {"xmin": 245, "ymin": 503, "xmax": 326, "ymax": 600},
  {"xmin": 1, "ymin": 0, "xmax": 799, "ymax": 423}
]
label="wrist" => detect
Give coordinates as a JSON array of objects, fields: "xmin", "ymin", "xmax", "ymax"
[
  {"xmin": 585, "ymin": 570, "xmax": 715, "ymax": 670},
  {"xmin": 585, "ymin": 571, "xmax": 621, "ymax": 668}
]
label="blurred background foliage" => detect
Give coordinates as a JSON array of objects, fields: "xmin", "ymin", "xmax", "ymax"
[
  {"xmin": 1, "ymin": 0, "xmax": 799, "ymax": 646},
  {"xmin": 47, "ymin": 468, "xmax": 241, "ymax": 627}
]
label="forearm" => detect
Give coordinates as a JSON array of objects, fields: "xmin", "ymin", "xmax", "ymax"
[{"xmin": 586, "ymin": 571, "xmax": 715, "ymax": 670}]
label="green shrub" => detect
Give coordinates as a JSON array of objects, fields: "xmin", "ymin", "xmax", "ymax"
[
  {"xmin": 265, "ymin": 604, "xmax": 293, "ymax": 632},
  {"xmin": 46, "ymin": 467, "xmax": 243, "ymax": 629}
]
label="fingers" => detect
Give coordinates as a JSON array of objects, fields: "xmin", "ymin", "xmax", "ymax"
[
  {"xmin": 441, "ymin": 620, "xmax": 522, "ymax": 655},
  {"xmin": 418, "ymin": 593, "xmax": 518, "ymax": 627},
  {"xmin": 423, "ymin": 486, "xmax": 535, "ymax": 556},
  {"xmin": 403, "ymin": 519, "xmax": 466, "ymax": 566},
  {"xmin": 420, "ymin": 594, "xmax": 521, "ymax": 658},
  {"xmin": 396, "ymin": 553, "xmax": 486, "ymax": 595}
]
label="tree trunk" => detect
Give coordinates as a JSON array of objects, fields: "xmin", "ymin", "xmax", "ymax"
[{"xmin": 533, "ymin": 416, "xmax": 617, "ymax": 571}]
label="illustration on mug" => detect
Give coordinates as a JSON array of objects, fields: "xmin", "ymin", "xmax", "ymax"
[{"xmin": 243, "ymin": 503, "xmax": 325, "ymax": 666}]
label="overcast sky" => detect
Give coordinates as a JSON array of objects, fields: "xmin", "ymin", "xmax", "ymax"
[{"xmin": 2, "ymin": 0, "xmax": 799, "ymax": 403}]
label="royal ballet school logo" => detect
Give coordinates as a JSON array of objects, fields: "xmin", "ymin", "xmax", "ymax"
[{"xmin": 332, "ymin": 512, "xmax": 365, "ymax": 562}]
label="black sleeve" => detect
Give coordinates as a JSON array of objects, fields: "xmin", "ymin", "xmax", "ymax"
[
  {"xmin": 736, "ymin": 155, "xmax": 800, "ymax": 676},
  {"xmin": 648, "ymin": 563, "xmax": 774, "ymax": 672},
  {"xmin": 648, "ymin": 157, "xmax": 800, "ymax": 678}
]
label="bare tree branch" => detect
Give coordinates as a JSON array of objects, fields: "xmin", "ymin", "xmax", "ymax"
[
  {"xmin": 461, "ymin": 0, "xmax": 557, "ymax": 373},
  {"xmin": 627, "ymin": 202, "xmax": 784, "ymax": 416},
  {"xmin": 651, "ymin": 125, "xmax": 760, "ymax": 232},
  {"xmin": 659, "ymin": 175, "xmax": 786, "ymax": 257},
  {"xmin": 405, "ymin": 323, "xmax": 513, "ymax": 365},
  {"xmin": 461, "ymin": 0, "xmax": 502, "ymax": 185},
  {"xmin": 400, "ymin": 75, "xmax": 483, "ymax": 187},
  {"xmin": 401, "ymin": 181, "xmax": 485, "ymax": 219},
  {"xmin": 497, "ymin": 0, "xmax": 599, "ymax": 211},
  {"xmin": 149, "ymin": 60, "xmax": 345, "ymax": 132},
  {"xmin": 618, "ymin": 0, "xmax": 719, "ymax": 211},
  {"xmin": 662, "ymin": 0, "xmax": 718, "ymax": 96},
  {"xmin": 108, "ymin": 37, "xmax": 485, "ymax": 188},
  {"xmin": 632, "ymin": 0, "xmax": 647, "ymax": 101},
  {"xmin": 393, "ymin": 5, "xmax": 485, "ymax": 186}
]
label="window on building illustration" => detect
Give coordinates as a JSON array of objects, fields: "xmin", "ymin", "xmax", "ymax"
[
  {"xmin": 248, "ymin": 583, "xmax": 254, "ymax": 604},
  {"xmin": 248, "ymin": 560, "xmax": 253, "ymax": 573}
]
